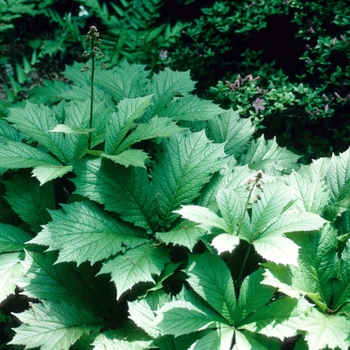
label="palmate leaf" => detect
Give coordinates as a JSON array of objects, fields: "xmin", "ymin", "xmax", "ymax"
[
  {"xmin": 326, "ymin": 148, "xmax": 350, "ymax": 217},
  {"xmin": 32, "ymin": 165, "xmax": 74, "ymax": 186},
  {"xmin": 208, "ymin": 109, "xmax": 255, "ymax": 159},
  {"xmin": 211, "ymin": 234, "xmax": 240, "ymax": 255},
  {"xmin": 116, "ymin": 116, "xmax": 184, "ymax": 153},
  {"xmin": 234, "ymin": 329, "xmax": 281, "ymax": 350},
  {"xmin": 99, "ymin": 244, "xmax": 170, "ymax": 299},
  {"xmin": 92, "ymin": 330, "xmax": 153, "ymax": 350},
  {"xmin": 175, "ymin": 205, "xmax": 227, "ymax": 232},
  {"xmin": 72, "ymin": 158, "xmax": 158, "ymax": 231},
  {"xmin": 7, "ymin": 101, "xmax": 68, "ymax": 163},
  {"xmin": 235, "ymin": 268, "xmax": 275, "ymax": 325},
  {"xmin": 157, "ymin": 95, "xmax": 224, "ymax": 121},
  {"xmin": 299, "ymin": 308, "xmax": 350, "ymax": 350},
  {"xmin": 101, "ymin": 149, "xmax": 149, "ymax": 168},
  {"xmin": 95, "ymin": 61, "xmax": 149, "ymax": 101},
  {"xmin": 289, "ymin": 158, "xmax": 330, "ymax": 215},
  {"xmin": 0, "ymin": 223, "xmax": 32, "ymax": 253},
  {"xmin": 156, "ymin": 221, "xmax": 205, "ymax": 251},
  {"xmin": 9, "ymin": 300, "xmax": 103, "ymax": 350},
  {"xmin": 262, "ymin": 224, "xmax": 338, "ymax": 310},
  {"xmin": 0, "ymin": 252, "xmax": 24, "ymax": 303},
  {"xmin": 155, "ymin": 300, "xmax": 229, "ymax": 337},
  {"xmin": 240, "ymin": 297, "xmax": 310, "ymax": 341},
  {"xmin": 246, "ymin": 182, "xmax": 327, "ymax": 266},
  {"xmin": 333, "ymin": 239, "xmax": 350, "ymax": 311},
  {"xmin": 105, "ymin": 95, "xmax": 154, "ymax": 155},
  {"xmin": 186, "ymin": 252, "xmax": 236, "ymax": 323},
  {"xmin": 151, "ymin": 131, "xmax": 226, "ymax": 226},
  {"xmin": 239, "ymin": 135, "xmax": 300, "ymax": 173},
  {"xmin": 17, "ymin": 251, "xmax": 111, "ymax": 316},
  {"xmin": 189, "ymin": 325, "xmax": 235, "ymax": 350},
  {"xmin": 29, "ymin": 201, "xmax": 150, "ymax": 265},
  {"xmin": 0, "ymin": 141, "xmax": 62, "ymax": 169},
  {"xmin": 28, "ymin": 80, "xmax": 72, "ymax": 104},
  {"xmin": 4, "ymin": 173, "xmax": 55, "ymax": 232},
  {"xmin": 143, "ymin": 69, "xmax": 196, "ymax": 121},
  {"xmin": 0, "ymin": 118, "xmax": 23, "ymax": 142}
]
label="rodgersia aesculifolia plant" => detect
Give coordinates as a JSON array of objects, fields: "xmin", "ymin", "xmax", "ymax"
[{"xmin": 0, "ymin": 25, "xmax": 349, "ymax": 350}]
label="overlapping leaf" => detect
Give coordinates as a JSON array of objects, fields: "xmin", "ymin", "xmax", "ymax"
[
  {"xmin": 99, "ymin": 244, "xmax": 170, "ymax": 299},
  {"xmin": 17, "ymin": 251, "xmax": 111, "ymax": 315},
  {"xmin": 208, "ymin": 109, "xmax": 255, "ymax": 158},
  {"xmin": 186, "ymin": 252, "xmax": 236, "ymax": 323},
  {"xmin": 262, "ymin": 224, "xmax": 338, "ymax": 310},
  {"xmin": 7, "ymin": 101, "xmax": 68, "ymax": 162},
  {"xmin": 151, "ymin": 131, "xmax": 226, "ymax": 226},
  {"xmin": 4, "ymin": 174, "xmax": 55, "ymax": 232},
  {"xmin": 29, "ymin": 201, "xmax": 150, "ymax": 265},
  {"xmin": 157, "ymin": 95, "xmax": 224, "ymax": 121},
  {"xmin": 239, "ymin": 135, "xmax": 300, "ymax": 173},
  {"xmin": 0, "ymin": 118, "xmax": 23, "ymax": 142},
  {"xmin": 143, "ymin": 69, "xmax": 196, "ymax": 121},
  {"xmin": 9, "ymin": 300, "xmax": 103, "ymax": 350},
  {"xmin": 289, "ymin": 158, "xmax": 330, "ymax": 215},
  {"xmin": 0, "ymin": 252, "xmax": 24, "ymax": 303},
  {"xmin": 0, "ymin": 223, "xmax": 32, "ymax": 253},
  {"xmin": 72, "ymin": 158, "xmax": 158, "ymax": 231},
  {"xmin": 104, "ymin": 95, "xmax": 154, "ymax": 155},
  {"xmin": 32, "ymin": 165, "xmax": 73, "ymax": 185},
  {"xmin": 0, "ymin": 141, "xmax": 62, "ymax": 169}
]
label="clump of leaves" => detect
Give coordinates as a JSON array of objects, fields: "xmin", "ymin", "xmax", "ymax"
[{"xmin": 0, "ymin": 27, "xmax": 349, "ymax": 350}]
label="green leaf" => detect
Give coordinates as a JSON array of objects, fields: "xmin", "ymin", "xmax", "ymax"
[
  {"xmin": 211, "ymin": 233, "xmax": 240, "ymax": 254},
  {"xmin": 189, "ymin": 325, "xmax": 235, "ymax": 350},
  {"xmin": 289, "ymin": 159, "xmax": 330, "ymax": 215},
  {"xmin": 235, "ymin": 330, "xmax": 281, "ymax": 350},
  {"xmin": 175, "ymin": 205, "xmax": 227, "ymax": 232},
  {"xmin": 239, "ymin": 136, "xmax": 300, "ymax": 173},
  {"xmin": 50, "ymin": 124, "xmax": 95, "ymax": 135},
  {"xmin": 128, "ymin": 291, "xmax": 172, "ymax": 338},
  {"xmin": 0, "ymin": 252, "xmax": 24, "ymax": 303},
  {"xmin": 0, "ymin": 223, "xmax": 32, "ymax": 253},
  {"xmin": 235, "ymin": 268, "xmax": 275, "ymax": 325},
  {"xmin": 152, "ymin": 131, "xmax": 226, "ymax": 226},
  {"xmin": 240, "ymin": 297, "xmax": 310, "ymax": 340},
  {"xmin": 299, "ymin": 308, "xmax": 350, "ymax": 350},
  {"xmin": 155, "ymin": 300, "xmax": 228, "ymax": 337},
  {"xmin": 29, "ymin": 201, "xmax": 149, "ymax": 265},
  {"xmin": 101, "ymin": 149, "xmax": 149, "ymax": 168},
  {"xmin": 0, "ymin": 141, "xmax": 62, "ymax": 169},
  {"xmin": 208, "ymin": 109, "xmax": 255, "ymax": 158},
  {"xmin": 29, "ymin": 80, "xmax": 71, "ymax": 104},
  {"xmin": 95, "ymin": 61, "xmax": 149, "ymax": 101},
  {"xmin": 7, "ymin": 101, "xmax": 68, "ymax": 162},
  {"xmin": 143, "ymin": 69, "xmax": 196, "ymax": 121},
  {"xmin": 9, "ymin": 300, "xmax": 103, "ymax": 350},
  {"xmin": 333, "ymin": 239, "xmax": 350, "ymax": 310},
  {"xmin": 92, "ymin": 330, "xmax": 153, "ymax": 350},
  {"xmin": 4, "ymin": 173, "xmax": 55, "ymax": 232},
  {"xmin": 157, "ymin": 95, "xmax": 224, "ymax": 121},
  {"xmin": 17, "ymin": 251, "xmax": 112, "ymax": 316},
  {"xmin": 116, "ymin": 117, "xmax": 184, "ymax": 153},
  {"xmin": 326, "ymin": 148, "xmax": 350, "ymax": 216},
  {"xmin": 186, "ymin": 252, "xmax": 236, "ymax": 323},
  {"xmin": 32, "ymin": 165, "xmax": 73, "ymax": 185},
  {"xmin": 262, "ymin": 225, "xmax": 337, "ymax": 310},
  {"xmin": 99, "ymin": 244, "xmax": 170, "ymax": 299},
  {"xmin": 156, "ymin": 221, "xmax": 205, "ymax": 251},
  {"xmin": 72, "ymin": 158, "xmax": 158, "ymax": 231},
  {"xmin": 216, "ymin": 187, "xmax": 245, "ymax": 234},
  {"xmin": 0, "ymin": 118, "xmax": 23, "ymax": 142},
  {"xmin": 64, "ymin": 61, "xmax": 91, "ymax": 87},
  {"xmin": 104, "ymin": 95, "xmax": 153, "ymax": 155}
]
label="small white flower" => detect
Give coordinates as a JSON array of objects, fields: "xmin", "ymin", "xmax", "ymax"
[
  {"xmin": 78, "ymin": 5, "xmax": 89, "ymax": 17},
  {"xmin": 159, "ymin": 50, "xmax": 168, "ymax": 60}
]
